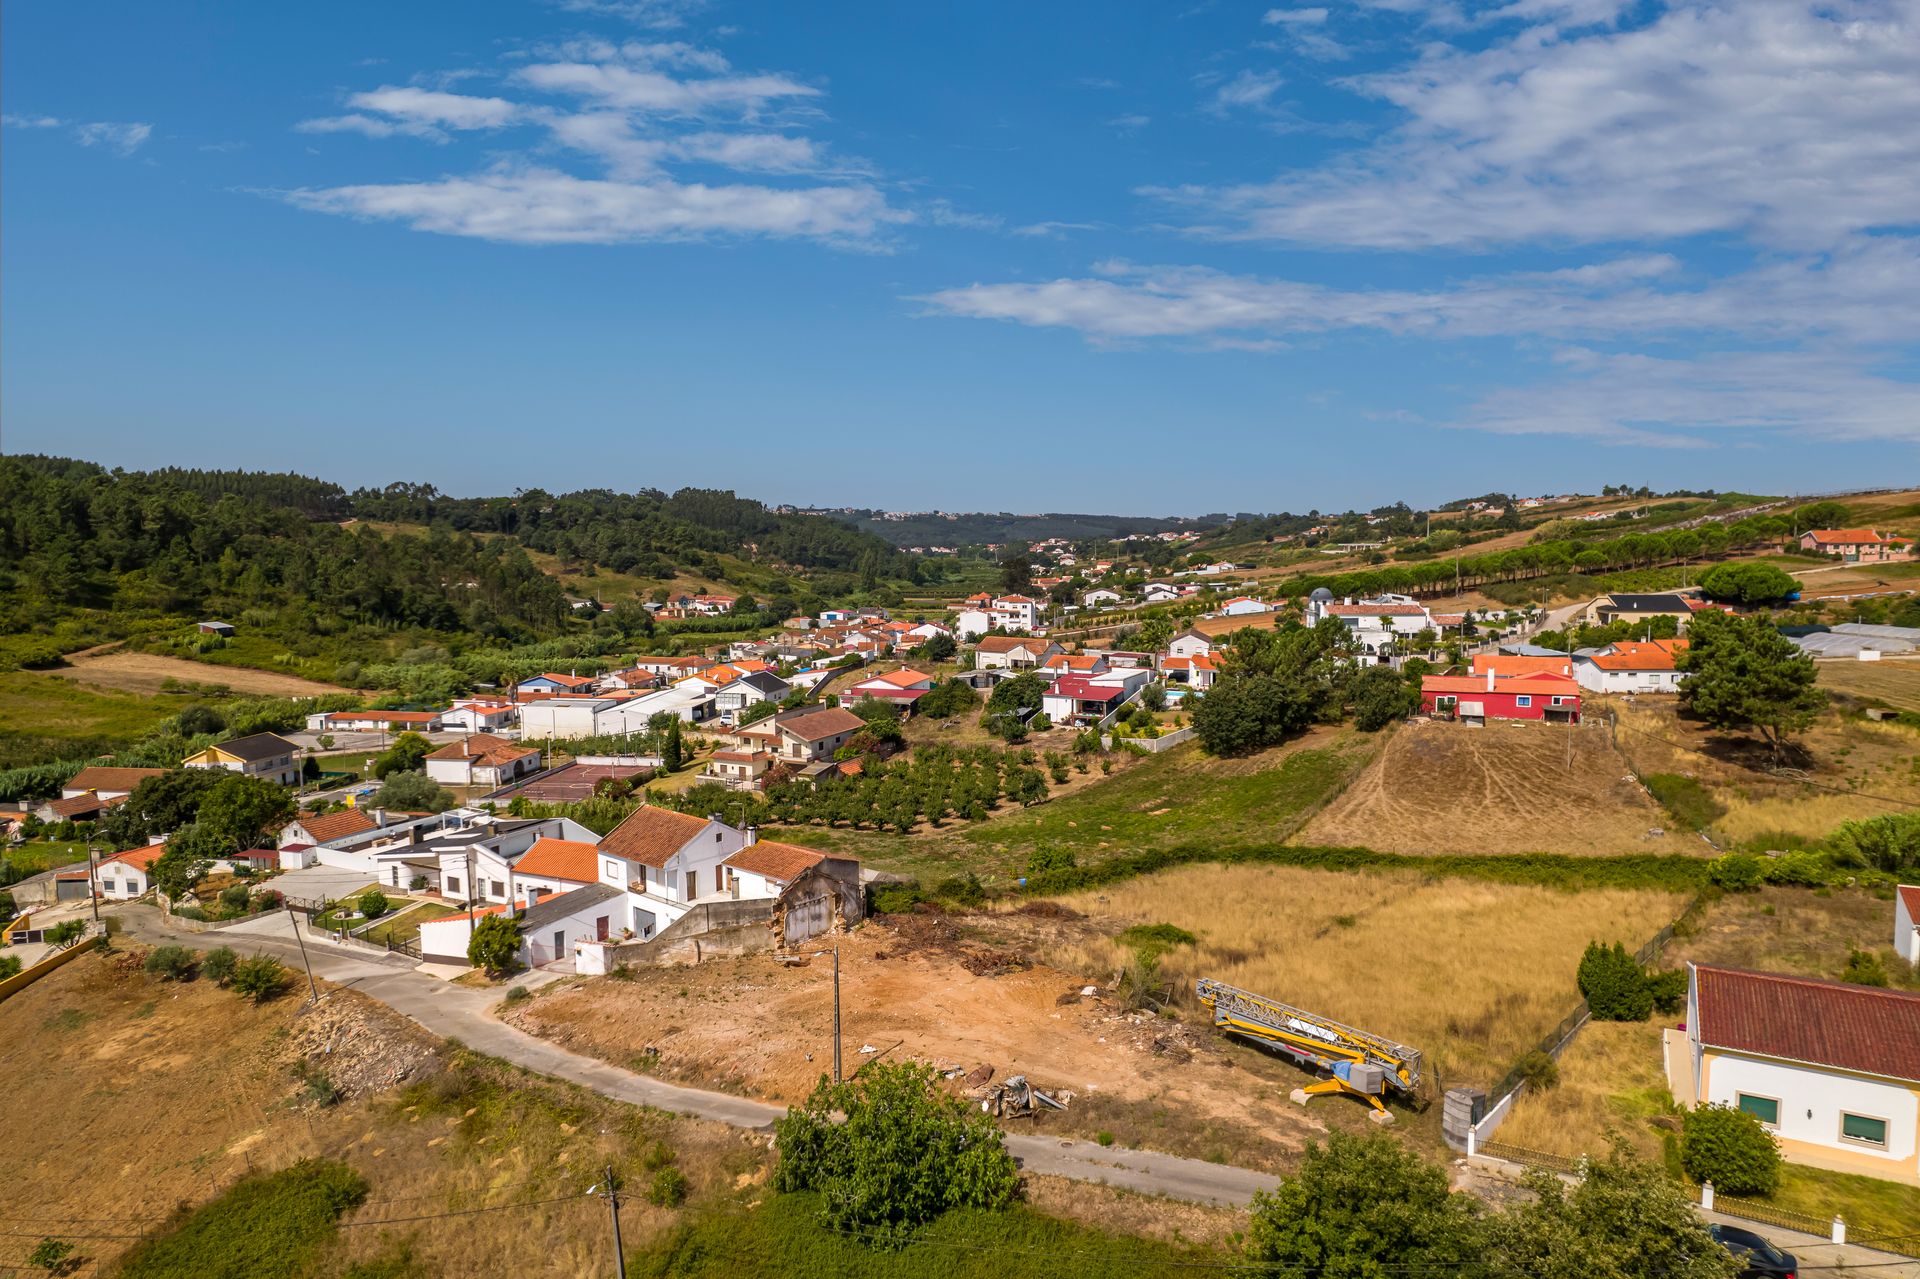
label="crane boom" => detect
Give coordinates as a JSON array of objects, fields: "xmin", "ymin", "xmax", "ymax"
[{"xmin": 1195, "ymin": 977, "xmax": 1424, "ymax": 1118}]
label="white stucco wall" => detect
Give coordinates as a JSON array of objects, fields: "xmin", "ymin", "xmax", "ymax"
[{"xmin": 1703, "ymin": 1052, "xmax": 1917, "ymax": 1169}]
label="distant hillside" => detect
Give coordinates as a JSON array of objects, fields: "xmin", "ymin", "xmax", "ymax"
[{"xmin": 824, "ymin": 509, "xmax": 1226, "ymax": 548}]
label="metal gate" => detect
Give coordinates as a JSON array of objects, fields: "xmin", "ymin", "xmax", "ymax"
[{"xmin": 783, "ymin": 894, "xmax": 830, "ymax": 944}]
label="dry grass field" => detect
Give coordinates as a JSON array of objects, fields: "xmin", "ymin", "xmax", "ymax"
[
  {"xmin": 1297, "ymin": 717, "xmax": 1704, "ymax": 856},
  {"xmin": 1610, "ymin": 697, "xmax": 1920, "ymax": 846},
  {"xmin": 1815, "ymin": 657, "xmax": 1920, "ymax": 711},
  {"xmin": 43, "ymin": 649, "xmax": 352, "ymax": 697},
  {"xmin": 1011, "ymin": 863, "xmax": 1687, "ymax": 1090}
]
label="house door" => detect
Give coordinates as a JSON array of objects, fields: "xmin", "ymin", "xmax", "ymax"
[
  {"xmin": 686, "ymin": 870, "xmax": 698, "ymax": 900},
  {"xmin": 595, "ymin": 916, "xmax": 609, "ymax": 941},
  {"xmin": 552, "ymin": 930, "xmax": 566, "ymax": 961},
  {"xmin": 784, "ymin": 894, "xmax": 831, "ymax": 944}
]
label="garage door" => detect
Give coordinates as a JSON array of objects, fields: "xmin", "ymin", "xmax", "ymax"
[{"xmin": 784, "ymin": 894, "xmax": 830, "ymax": 944}]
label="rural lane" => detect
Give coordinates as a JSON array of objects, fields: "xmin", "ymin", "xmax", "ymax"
[{"xmin": 107, "ymin": 907, "xmax": 1279, "ymax": 1208}]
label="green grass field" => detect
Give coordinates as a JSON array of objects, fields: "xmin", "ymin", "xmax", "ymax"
[
  {"xmin": 0, "ymin": 670, "xmax": 176, "ymax": 767},
  {"xmin": 358, "ymin": 901, "xmax": 458, "ymax": 947},
  {"xmin": 1, "ymin": 839, "xmax": 93, "ymax": 878}
]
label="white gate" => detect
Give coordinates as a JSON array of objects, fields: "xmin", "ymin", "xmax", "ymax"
[{"xmin": 784, "ymin": 894, "xmax": 831, "ymax": 944}]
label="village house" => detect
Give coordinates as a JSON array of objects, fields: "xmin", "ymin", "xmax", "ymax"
[
  {"xmin": 181, "ymin": 732, "xmax": 301, "ymax": 787},
  {"xmin": 772, "ymin": 706, "xmax": 867, "ymax": 762},
  {"xmin": 711, "ymin": 670, "xmax": 791, "ymax": 717},
  {"xmin": 1666, "ymin": 964, "xmax": 1920, "ymax": 1183},
  {"xmin": 95, "ymin": 842, "xmax": 166, "ymax": 899},
  {"xmin": 1420, "ymin": 670, "xmax": 1581, "ymax": 724},
  {"xmin": 418, "ymin": 883, "xmax": 626, "ymax": 969},
  {"xmin": 1582, "ymin": 591, "xmax": 1704, "ymax": 629},
  {"xmin": 32, "ymin": 791, "xmax": 125, "ymax": 823},
  {"xmin": 838, "ymin": 667, "xmax": 936, "ymax": 713},
  {"xmin": 430, "ymin": 816, "xmax": 603, "ymax": 905},
  {"xmin": 1041, "ymin": 675, "xmax": 1129, "ymax": 728},
  {"xmin": 972, "ymin": 636, "xmax": 1062, "ymax": 671},
  {"xmin": 702, "ymin": 749, "xmax": 775, "ymax": 791},
  {"xmin": 1798, "ymin": 529, "xmax": 1913, "ymax": 563},
  {"xmin": 1141, "ymin": 583, "xmax": 1181, "ymax": 603},
  {"xmin": 628, "ymin": 655, "xmax": 707, "ymax": 680},
  {"xmin": 1039, "ymin": 652, "xmax": 1109, "ymax": 678},
  {"xmin": 1470, "ymin": 653, "xmax": 1575, "ymax": 680},
  {"xmin": 506, "ymin": 835, "xmax": 604, "ymax": 899},
  {"xmin": 1157, "ymin": 652, "xmax": 1219, "ymax": 689},
  {"xmin": 424, "ymin": 733, "xmax": 543, "ymax": 789},
  {"xmin": 1165, "ymin": 628, "xmax": 1214, "ymax": 660},
  {"xmin": 1082, "ymin": 588, "xmax": 1123, "ymax": 608},
  {"xmin": 597, "ymin": 667, "xmax": 663, "ymax": 692},
  {"xmin": 1310, "ymin": 594, "xmax": 1434, "ymax": 660},
  {"xmin": 596, "ymin": 806, "xmax": 752, "ymax": 936},
  {"xmin": 60, "ymin": 766, "xmax": 165, "ymax": 802},
  {"xmin": 320, "ymin": 709, "xmax": 446, "ymax": 733},
  {"xmin": 515, "ymin": 672, "xmax": 600, "ymax": 696},
  {"xmin": 1573, "ymin": 639, "xmax": 1689, "ymax": 694},
  {"xmin": 1896, "ymin": 885, "xmax": 1918, "ymax": 967},
  {"xmin": 278, "ymin": 807, "xmax": 384, "ymax": 850},
  {"xmin": 1218, "ymin": 596, "xmax": 1269, "ymax": 617},
  {"xmin": 441, "ymin": 698, "xmax": 518, "ymax": 733}
]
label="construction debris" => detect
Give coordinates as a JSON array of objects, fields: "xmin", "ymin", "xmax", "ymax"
[{"xmin": 978, "ymin": 1073, "xmax": 1070, "ymax": 1118}]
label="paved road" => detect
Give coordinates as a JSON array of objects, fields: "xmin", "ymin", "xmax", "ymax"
[{"xmin": 106, "ymin": 907, "xmax": 1277, "ymax": 1207}]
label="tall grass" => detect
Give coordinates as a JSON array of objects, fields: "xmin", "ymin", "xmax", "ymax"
[
  {"xmin": 1038, "ymin": 864, "xmax": 1686, "ymax": 1088},
  {"xmin": 113, "ymin": 1160, "xmax": 368, "ymax": 1279}
]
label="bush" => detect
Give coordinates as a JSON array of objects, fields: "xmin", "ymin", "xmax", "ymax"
[
  {"xmin": 1577, "ymin": 941, "xmax": 1652, "ymax": 1021},
  {"xmin": 869, "ymin": 882, "xmax": 924, "ymax": 915},
  {"xmin": 357, "ymin": 888, "xmax": 390, "ymax": 919},
  {"xmin": 112, "ymin": 1159, "xmax": 368, "ymax": 1279},
  {"xmin": 230, "ymin": 954, "xmax": 291, "ymax": 1002},
  {"xmin": 1115, "ymin": 922, "xmax": 1197, "ymax": 961},
  {"xmin": 220, "ymin": 884, "xmax": 253, "ymax": 910},
  {"xmin": 46, "ymin": 919, "xmax": 86, "ymax": 947},
  {"xmin": 1841, "ymin": 948, "xmax": 1889, "ymax": 986},
  {"xmin": 144, "ymin": 944, "xmax": 198, "ymax": 982},
  {"xmin": 1646, "ymin": 967, "xmax": 1687, "ymax": 1014},
  {"xmin": 1680, "ymin": 1104, "xmax": 1781, "ymax": 1195},
  {"xmin": 1707, "ymin": 853, "xmax": 1763, "ymax": 891},
  {"xmin": 773, "ymin": 1061, "xmax": 1019, "ymax": 1246},
  {"xmin": 1643, "ymin": 773, "xmax": 1726, "ymax": 832},
  {"xmin": 1514, "ymin": 1050, "xmax": 1560, "ymax": 1091},
  {"xmin": 503, "ymin": 985, "xmax": 532, "ymax": 1005},
  {"xmin": 202, "ymin": 946, "xmax": 238, "ymax": 986},
  {"xmin": 0, "ymin": 954, "xmax": 21, "ymax": 981},
  {"xmin": 647, "ymin": 1167, "xmax": 690, "ymax": 1208},
  {"xmin": 1026, "ymin": 847, "xmax": 1076, "ymax": 878},
  {"xmin": 1763, "ymin": 850, "xmax": 1828, "ymax": 887},
  {"xmin": 932, "ymin": 874, "xmax": 986, "ymax": 908},
  {"xmin": 468, "ymin": 915, "xmax": 522, "ymax": 976}
]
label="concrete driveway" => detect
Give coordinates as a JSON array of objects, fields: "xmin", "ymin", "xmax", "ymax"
[{"xmin": 270, "ymin": 864, "xmax": 380, "ymax": 907}]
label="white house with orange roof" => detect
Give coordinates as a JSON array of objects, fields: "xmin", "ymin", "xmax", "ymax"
[
  {"xmin": 972, "ymin": 636, "xmax": 1061, "ymax": 671},
  {"xmin": 1219, "ymin": 596, "xmax": 1270, "ymax": 617},
  {"xmin": 839, "ymin": 667, "xmax": 936, "ymax": 713},
  {"xmin": 1896, "ymin": 885, "xmax": 1919, "ymax": 967},
  {"xmin": 96, "ymin": 842, "xmax": 166, "ymax": 899},
  {"xmin": 1040, "ymin": 652, "xmax": 1109, "ymax": 678},
  {"xmin": 1799, "ymin": 529, "xmax": 1913, "ymax": 563},
  {"xmin": 1157, "ymin": 652, "xmax": 1219, "ymax": 689},
  {"xmin": 1572, "ymin": 639, "xmax": 1688, "ymax": 695},
  {"xmin": 424, "ymin": 733, "xmax": 542, "ymax": 789}
]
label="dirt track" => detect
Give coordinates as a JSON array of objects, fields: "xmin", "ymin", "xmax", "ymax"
[
  {"xmin": 47, "ymin": 649, "xmax": 351, "ymax": 697},
  {"xmin": 1298, "ymin": 718, "xmax": 1705, "ymax": 856}
]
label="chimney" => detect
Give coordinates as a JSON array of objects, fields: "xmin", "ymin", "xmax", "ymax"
[
  {"xmin": 745, "ymin": 825, "xmax": 759, "ymax": 847},
  {"xmin": 1486, "ymin": 667, "xmax": 1496, "ymax": 692},
  {"xmin": 410, "ymin": 824, "xmax": 423, "ymax": 846},
  {"xmin": 371, "ymin": 808, "xmax": 388, "ymax": 828}
]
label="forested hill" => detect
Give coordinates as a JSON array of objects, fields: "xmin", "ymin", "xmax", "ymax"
[
  {"xmin": 0, "ymin": 456, "xmax": 916, "ymax": 642},
  {"xmin": 832, "ymin": 510, "xmax": 1223, "ymax": 547}
]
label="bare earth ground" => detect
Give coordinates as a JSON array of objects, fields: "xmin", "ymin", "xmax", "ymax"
[
  {"xmin": 1298, "ymin": 717, "xmax": 1703, "ymax": 856},
  {"xmin": 504, "ymin": 916, "xmax": 1329, "ymax": 1171},
  {"xmin": 43, "ymin": 648, "xmax": 353, "ymax": 697}
]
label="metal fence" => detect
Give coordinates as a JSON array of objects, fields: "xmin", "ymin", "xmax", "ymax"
[
  {"xmin": 1476, "ymin": 1139, "xmax": 1581, "ymax": 1175},
  {"xmin": 1710, "ymin": 1194, "xmax": 1832, "ymax": 1239},
  {"xmin": 1852, "ymin": 1228, "xmax": 1920, "ymax": 1260}
]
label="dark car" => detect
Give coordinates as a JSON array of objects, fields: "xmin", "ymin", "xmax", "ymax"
[{"xmin": 1708, "ymin": 1223, "xmax": 1797, "ymax": 1278}]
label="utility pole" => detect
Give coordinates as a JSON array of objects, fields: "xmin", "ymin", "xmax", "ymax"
[
  {"xmin": 288, "ymin": 907, "xmax": 320, "ymax": 1002},
  {"xmin": 832, "ymin": 945, "xmax": 843, "ymax": 1084},
  {"xmin": 604, "ymin": 1166, "xmax": 627, "ymax": 1279},
  {"xmin": 87, "ymin": 844, "xmax": 101, "ymax": 924}
]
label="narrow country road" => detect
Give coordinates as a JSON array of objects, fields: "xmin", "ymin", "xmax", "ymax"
[{"xmin": 108, "ymin": 907, "xmax": 1279, "ymax": 1208}]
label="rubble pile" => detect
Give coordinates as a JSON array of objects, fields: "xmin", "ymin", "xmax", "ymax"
[{"xmin": 282, "ymin": 992, "xmax": 442, "ymax": 1101}]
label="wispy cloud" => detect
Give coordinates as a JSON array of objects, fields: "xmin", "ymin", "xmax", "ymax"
[
  {"xmin": 549, "ymin": 0, "xmax": 707, "ymax": 29},
  {"xmin": 1206, "ymin": 69, "xmax": 1285, "ymax": 115},
  {"xmin": 1107, "ymin": 113, "xmax": 1151, "ymax": 132},
  {"xmin": 6, "ymin": 115, "xmax": 154, "ymax": 156}
]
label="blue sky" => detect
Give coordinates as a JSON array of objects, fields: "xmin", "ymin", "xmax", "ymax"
[{"xmin": 4, "ymin": 0, "xmax": 1917, "ymax": 514}]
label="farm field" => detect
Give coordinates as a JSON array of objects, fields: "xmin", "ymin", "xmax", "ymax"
[
  {"xmin": 1298, "ymin": 718, "xmax": 1702, "ymax": 856},
  {"xmin": 44, "ymin": 648, "xmax": 352, "ymax": 698},
  {"xmin": 996, "ymin": 862, "xmax": 1687, "ymax": 1091},
  {"xmin": 507, "ymin": 912, "xmax": 1331, "ymax": 1171},
  {"xmin": 1495, "ymin": 886, "xmax": 1920, "ymax": 1236},
  {"xmin": 1611, "ymin": 697, "xmax": 1920, "ymax": 846},
  {"xmin": 776, "ymin": 727, "xmax": 1375, "ymax": 883},
  {"xmin": 0, "ymin": 669, "xmax": 178, "ymax": 766},
  {"xmin": 1815, "ymin": 658, "xmax": 1920, "ymax": 711}
]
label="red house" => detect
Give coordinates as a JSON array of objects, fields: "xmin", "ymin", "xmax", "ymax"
[{"xmin": 1420, "ymin": 670, "xmax": 1580, "ymax": 724}]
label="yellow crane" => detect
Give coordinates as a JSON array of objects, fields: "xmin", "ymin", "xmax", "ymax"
[{"xmin": 1195, "ymin": 978, "xmax": 1424, "ymax": 1123}]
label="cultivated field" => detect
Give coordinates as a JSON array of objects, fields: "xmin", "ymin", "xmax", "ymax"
[
  {"xmin": 44, "ymin": 648, "xmax": 353, "ymax": 697},
  {"xmin": 1611, "ymin": 697, "xmax": 1920, "ymax": 845},
  {"xmin": 1298, "ymin": 718, "xmax": 1703, "ymax": 856},
  {"xmin": 1815, "ymin": 657, "xmax": 1920, "ymax": 711},
  {"xmin": 1003, "ymin": 862, "xmax": 1687, "ymax": 1091},
  {"xmin": 507, "ymin": 914, "xmax": 1330, "ymax": 1170}
]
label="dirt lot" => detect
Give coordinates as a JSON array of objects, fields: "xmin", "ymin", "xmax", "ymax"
[
  {"xmin": 45, "ymin": 648, "xmax": 352, "ymax": 697},
  {"xmin": 1298, "ymin": 717, "xmax": 1704, "ymax": 856},
  {"xmin": 505, "ymin": 915, "xmax": 1330, "ymax": 1170}
]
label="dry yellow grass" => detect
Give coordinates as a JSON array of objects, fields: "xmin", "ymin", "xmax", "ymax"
[
  {"xmin": 1492, "ymin": 1019, "xmax": 1670, "ymax": 1161},
  {"xmin": 1816, "ymin": 658, "xmax": 1920, "ymax": 711},
  {"xmin": 1034, "ymin": 864, "xmax": 1686, "ymax": 1089}
]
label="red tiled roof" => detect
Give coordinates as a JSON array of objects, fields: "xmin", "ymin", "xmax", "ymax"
[
  {"xmin": 1049, "ymin": 676, "xmax": 1124, "ymax": 701},
  {"xmin": 1897, "ymin": 884, "xmax": 1920, "ymax": 921},
  {"xmin": 527, "ymin": 672, "xmax": 596, "ymax": 688},
  {"xmin": 1471, "ymin": 654, "xmax": 1574, "ymax": 678},
  {"xmin": 512, "ymin": 837, "xmax": 602, "ymax": 885},
  {"xmin": 101, "ymin": 842, "xmax": 167, "ymax": 871},
  {"xmin": 426, "ymin": 733, "xmax": 538, "ymax": 767},
  {"xmin": 326, "ymin": 709, "xmax": 442, "ymax": 724},
  {"xmin": 64, "ymin": 766, "xmax": 165, "ymax": 794},
  {"xmin": 723, "ymin": 840, "xmax": 824, "ymax": 883},
  {"xmin": 1805, "ymin": 528, "xmax": 1888, "ymax": 545},
  {"xmin": 975, "ymin": 636, "xmax": 1045, "ymax": 654},
  {"xmin": 600, "ymin": 806, "xmax": 714, "ymax": 869},
  {"xmin": 1421, "ymin": 673, "xmax": 1579, "ymax": 696},
  {"xmin": 287, "ymin": 809, "xmax": 378, "ymax": 844},
  {"xmin": 1693, "ymin": 964, "xmax": 1920, "ymax": 1084},
  {"xmin": 1585, "ymin": 639, "xmax": 1687, "ymax": 672},
  {"xmin": 43, "ymin": 793, "xmax": 126, "ymax": 818},
  {"xmin": 1327, "ymin": 603, "xmax": 1427, "ymax": 617},
  {"xmin": 866, "ymin": 668, "xmax": 934, "ymax": 688},
  {"xmin": 778, "ymin": 706, "xmax": 866, "ymax": 741}
]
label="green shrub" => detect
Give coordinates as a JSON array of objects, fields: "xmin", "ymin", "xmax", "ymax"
[
  {"xmin": 1577, "ymin": 941, "xmax": 1652, "ymax": 1021},
  {"xmin": 1841, "ymin": 948, "xmax": 1889, "ymax": 987},
  {"xmin": 1514, "ymin": 1050, "xmax": 1560, "ymax": 1092},
  {"xmin": 774, "ymin": 1061, "xmax": 1019, "ymax": 1246},
  {"xmin": 1646, "ymin": 968, "xmax": 1687, "ymax": 1014},
  {"xmin": 220, "ymin": 884, "xmax": 253, "ymax": 910},
  {"xmin": 869, "ymin": 882, "xmax": 924, "ymax": 915},
  {"xmin": 647, "ymin": 1166, "xmax": 691, "ymax": 1208},
  {"xmin": 230, "ymin": 954, "xmax": 291, "ymax": 1002},
  {"xmin": 1680, "ymin": 1104, "xmax": 1781, "ymax": 1196},
  {"xmin": 1642, "ymin": 773, "xmax": 1727, "ymax": 831},
  {"xmin": 202, "ymin": 946, "xmax": 238, "ymax": 986},
  {"xmin": 45, "ymin": 919, "xmax": 86, "ymax": 946},
  {"xmin": 357, "ymin": 887, "xmax": 390, "ymax": 919},
  {"xmin": 113, "ymin": 1159, "xmax": 368, "ymax": 1279},
  {"xmin": 1763, "ymin": 850, "xmax": 1828, "ymax": 887},
  {"xmin": 1707, "ymin": 853, "xmax": 1764, "ymax": 891},
  {"xmin": 467, "ymin": 915, "xmax": 522, "ymax": 976},
  {"xmin": 27, "ymin": 1237, "xmax": 75, "ymax": 1275},
  {"xmin": 0, "ymin": 954, "xmax": 21, "ymax": 981},
  {"xmin": 503, "ymin": 985, "xmax": 532, "ymax": 1005},
  {"xmin": 932, "ymin": 874, "xmax": 986, "ymax": 908},
  {"xmin": 1115, "ymin": 923, "xmax": 1198, "ymax": 962},
  {"xmin": 1026, "ymin": 848, "xmax": 1076, "ymax": 878},
  {"xmin": 143, "ymin": 944, "xmax": 198, "ymax": 982}
]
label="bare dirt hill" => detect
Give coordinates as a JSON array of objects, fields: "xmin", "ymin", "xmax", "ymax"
[
  {"xmin": 1297, "ymin": 717, "xmax": 1705, "ymax": 857},
  {"xmin": 44, "ymin": 649, "xmax": 352, "ymax": 697}
]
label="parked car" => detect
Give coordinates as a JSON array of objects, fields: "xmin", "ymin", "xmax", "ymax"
[{"xmin": 1707, "ymin": 1223, "xmax": 1797, "ymax": 1278}]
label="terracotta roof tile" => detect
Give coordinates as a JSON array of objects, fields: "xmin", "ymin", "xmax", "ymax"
[
  {"xmin": 600, "ymin": 806, "xmax": 715, "ymax": 869},
  {"xmin": 1694, "ymin": 964, "xmax": 1920, "ymax": 1084},
  {"xmin": 778, "ymin": 706, "xmax": 866, "ymax": 741},
  {"xmin": 289, "ymin": 809, "xmax": 379, "ymax": 844},
  {"xmin": 64, "ymin": 766, "xmax": 165, "ymax": 794},
  {"xmin": 723, "ymin": 840, "xmax": 824, "ymax": 883},
  {"xmin": 1805, "ymin": 529, "xmax": 1889, "ymax": 545},
  {"xmin": 1471, "ymin": 654, "xmax": 1575, "ymax": 678},
  {"xmin": 100, "ymin": 842, "xmax": 167, "ymax": 871},
  {"xmin": 511, "ymin": 837, "xmax": 602, "ymax": 885},
  {"xmin": 1897, "ymin": 884, "xmax": 1920, "ymax": 920},
  {"xmin": 426, "ymin": 733, "xmax": 538, "ymax": 768}
]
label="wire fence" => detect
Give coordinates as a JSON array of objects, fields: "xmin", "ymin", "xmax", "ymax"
[
  {"xmin": 1475, "ymin": 1140, "xmax": 1581, "ymax": 1175},
  {"xmin": 1709, "ymin": 1193, "xmax": 1833, "ymax": 1238}
]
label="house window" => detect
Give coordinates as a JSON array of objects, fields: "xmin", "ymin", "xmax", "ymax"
[
  {"xmin": 1437, "ymin": 696, "xmax": 1457, "ymax": 710},
  {"xmin": 604, "ymin": 859, "xmax": 619, "ymax": 879},
  {"xmin": 1840, "ymin": 1112, "xmax": 1889, "ymax": 1147},
  {"xmin": 1550, "ymin": 696, "xmax": 1566, "ymax": 706},
  {"xmin": 1515, "ymin": 695, "xmax": 1532, "ymax": 707},
  {"xmin": 489, "ymin": 879, "xmax": 505, "ymax": 898},
  {"xmin": 445, "ymin": 875, "xmax": 462, "ymax": 895},
  {"xmin": 1736, "ymin": 1094, "xmax": 1780, "ymax": 1127}
]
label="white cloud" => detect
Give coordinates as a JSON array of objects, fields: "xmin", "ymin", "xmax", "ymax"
[
  {"xmin": 349, "ymin": 86, "xmax": 521, "ymax": 130},
  {"xmin": 1208, "ymin": 69, "xmax": 1285, "ymax": 113},
  {"xmin": 1107, "ymin": 113, "xmax": 1151, "ymax": 131},
  {"xmin": 1262, "ymin": 8, "xmax": 1329, "ymax": 24},
  {"xmin": 1011, "ymin": 221, "xmax": 1108, "ymax": 238},
  {"xmin": 71, "ymin": 121, "xmax": 153, "ymax": 155},
  {"xmin": 549, "ymin": 0, "xmax": 706, "ymax": 28},
  {"xmin": 2, "ymin": 113, "xmax": 64, "ymax": 129},
  {"xmin": 1161, "ymin": 0, "xmax": 1920, "ymax": 249},
  {"xmin": 922, "ymin": 200, "xmax": 1004, "ymax": 232},
  {"xmin": 283, "ymin": 167, "xmax": 905, "ymax": 246},
  {"xmin": 514, "ymin": 60, "xmax": 817, "ymax": 116}
]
